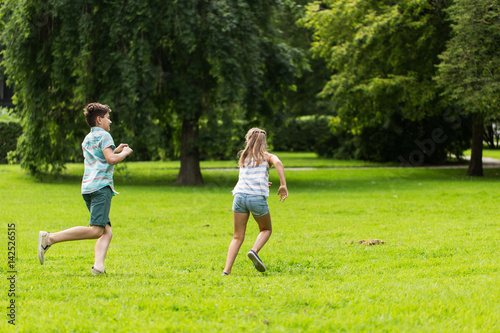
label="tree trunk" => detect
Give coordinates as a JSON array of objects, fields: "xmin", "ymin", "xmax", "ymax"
[
  {"xmin": 176, "ymin": 116, "xmax": 204, "ymax": 186},
  {"xmin": 484, "ymin": 124, "xmax": 495, "ymax": 149},
  {"xmin": 467, "ymin": 113, "xmax": 483, "ymax": 176}
]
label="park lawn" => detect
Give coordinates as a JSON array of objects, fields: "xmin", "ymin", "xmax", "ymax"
[
  {"xmin": 464, "ymin": 148, "xmax": 500, "ymax": 160},
  {"xmin": 1, "ymin": 161, "xmax": 500, "ymax": 332}
]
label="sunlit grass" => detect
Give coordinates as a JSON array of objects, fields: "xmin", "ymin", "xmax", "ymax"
[
  {"xmin": 2, "ymin": 159, "xmax": 500, "ymax": 331},
  {"xmin": 464, "ymin": 148, "xmax": 500, "ymax": 160}
]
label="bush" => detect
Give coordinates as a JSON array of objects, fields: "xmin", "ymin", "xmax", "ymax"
[
  {"xmin": 270, "ymin": 112, "xmax": 471, "ymax": 165},
  {"xmin": 0, "ymin": 120, "xmax": 22, "ymax": 163},
  {"xmin": 332, "ymin": 112, "xmax": 472, "ymax": 165},
  {"xmin": 198, "ymin": 116, "xmax": 247, "ymax": 161},
  {"xmin": 120, "ymin": 117, "xmax": 174, "ymax": 162},
  {"xmin": 272, "ymin": 115, "xmax": 337, "ymax": 156}
]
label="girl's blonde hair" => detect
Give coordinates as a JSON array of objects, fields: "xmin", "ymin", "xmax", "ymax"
[{"xmin": 238, "ymin": 128, "xmax": 268, "ymax": 167}]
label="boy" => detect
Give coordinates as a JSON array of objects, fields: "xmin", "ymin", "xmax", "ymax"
[{"xmin": 38, "ymin": 103, "xmax": 133, "ymax": 275}]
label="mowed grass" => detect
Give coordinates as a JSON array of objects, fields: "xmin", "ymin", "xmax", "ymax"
[
  {"xmin": 2, "ymin": 159, "xmax": 500, "ymax": 332},
  {"xmin": 464, "ymin": 148, "xmax": 500, "ymax": 160}
]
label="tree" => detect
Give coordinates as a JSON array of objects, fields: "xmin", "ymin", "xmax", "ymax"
[
  {"xmin": 272, "ymin": 0, "xmax": 333, "ymax": 119},
  {"xmin": 301, "ymin": 1, "xmax": 452, "ymax": 127},
  {"xmin": 435, "ymin": 0, "xmax": 500, "ymax": 176},
  {"xmin": 299, "ymin": 1, "xmax": 459, "ymax": 165},
  {"xmin": 484, "ymin": 118, "xmax": 500, "ymax": 149},
  {"xmin": 155, "ymin": 1, "xmax": 298, "ymax": 185},
  {"xmin": 1, "ymin": 0, "xmax": 299, "ymax": 184},
  {"xmin": 1, "ymin": 0, "xmax": 163, "ymax": 173}
]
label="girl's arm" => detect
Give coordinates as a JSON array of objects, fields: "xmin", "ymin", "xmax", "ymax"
[{"xmin": 266, "ymin": 153, "xmax": 288, "ymax": 202}]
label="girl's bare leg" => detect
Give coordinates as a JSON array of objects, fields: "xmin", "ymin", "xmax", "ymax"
[
  {"xmin": 224, "ymin": 212, "xmax": 250, "ymax": 274},
  {"xmin": 251, "ymin": 212, "xmax": 272, "ymax": 254}
]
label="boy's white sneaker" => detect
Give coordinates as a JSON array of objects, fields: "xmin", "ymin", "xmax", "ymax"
[
  {"xmin": 38, "ymin": 231, "xmax": 51, "ymax": 265},
  {"xmin": 91, "ymin": 266, "xmax": 106, "ymax": 275}
]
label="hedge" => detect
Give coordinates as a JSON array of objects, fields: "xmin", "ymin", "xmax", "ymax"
[{"xmin": 0, "ymin": 120, "xmax": 22, "ymax": 163}]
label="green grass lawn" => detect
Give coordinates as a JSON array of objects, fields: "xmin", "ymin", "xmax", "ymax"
[
  {"xmin": 2, "ymin": 159, "xmax": 500, "ymax": 332},
  {"xmin": 464, "ymin": 148, "xmax": 500, "ymax": 160}
]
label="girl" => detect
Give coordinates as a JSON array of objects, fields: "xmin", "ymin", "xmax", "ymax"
[{"xmin": 223, "ymin": 128, "xmax": 288, "ymax": 275}]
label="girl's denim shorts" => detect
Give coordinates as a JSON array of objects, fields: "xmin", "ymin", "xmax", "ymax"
[{"xmin": 232, "ymin": 193, "xmax": 269, "ymax": 217}]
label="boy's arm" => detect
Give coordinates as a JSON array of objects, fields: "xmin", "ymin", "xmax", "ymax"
[
  {"xmin": 114, "ymin": 143, "xmax": 129, "ymax": 154},
  {"xmin": 103, "ymin": 146, "xmax": 133, "ymax": 165},
  {"xmin": 267, "ymin": 154, "xmax": 288, "ymax": 202}
]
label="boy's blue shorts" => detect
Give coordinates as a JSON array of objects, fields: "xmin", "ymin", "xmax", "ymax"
[
  {"xmin": 232, "ymin": 193, "xmax": 269, "ymax": 217},
  {"xmin": 82, "ymin": 186, "xmax": 112, "ymax": 227}
]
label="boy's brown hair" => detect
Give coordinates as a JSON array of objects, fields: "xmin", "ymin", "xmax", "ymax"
[{"xmin": 83, "ymin": 103, "xmax": 111, "ymax": 127}]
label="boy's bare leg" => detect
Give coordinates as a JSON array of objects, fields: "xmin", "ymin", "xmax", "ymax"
[
  {"xmin": 224, "ymin": 212, "xmax": 250, "ymax": 274},
  {"xmin": 251, "ymin": 212, "xmax": 272, "ymax": 254},
  {"xmin": 48, "ymin": 225, "xmax": 104, "ymax": 245},
  {"xmin": 93, "ymin": 224, "xmax": 112, "ymax": 272}
]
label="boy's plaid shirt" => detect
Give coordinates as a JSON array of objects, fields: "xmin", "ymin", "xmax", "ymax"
[{"xmin": 81, "ymin": 127, "xmax": 117, "ymax": 194}]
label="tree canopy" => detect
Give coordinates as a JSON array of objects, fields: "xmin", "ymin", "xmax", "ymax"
[
  {"xmin": 301, "ymin": 0, "xmax": 451, "ymax": 126},
  {"xmin": 1, "ymin": 0, "xmax": 299, "ymax": 183},
  {"xmin": 435, "ymin": 0, "xmax": 500, "ymax": 175},
  {"xmin": 2, "ymin": 0, "xmax": 497, "ymax": 176},
  {"xmin": 436, "ymin": 0, "xmax": 500, "ymax": 114}
]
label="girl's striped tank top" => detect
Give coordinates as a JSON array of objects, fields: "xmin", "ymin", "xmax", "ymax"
[{"xmin": 231, "ymin": 158, "xmax": 270, "ymax": 198}]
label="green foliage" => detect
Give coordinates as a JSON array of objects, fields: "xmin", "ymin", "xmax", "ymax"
[
  {"xmin": 198, "ymin": 114, "xmax": 247, "ymax": 162},
  {"xmin": 0, "ymin": 0, "xmax": 300, "ymax": 178},
  {"xmin": 273, "ymin": 115, "xmax": 337, "ymax": 156},
  {"xmin": 271, "ymin": 112, "xmax": 471, "ymax": 165},
  {"xmin": 1, "ymin": 0, "xmax": 161, "ymax": 172},
  {"xmin": 352, "ymin": 112, "xmax": 472, "ymax": 164},
  {"xmin": 301, "ymin": 0, "xmax": 451, "ymax": 126},
  {"xmin": 297, "ymin": 0, "xmax": 479, "ymax": 164},
  {"xmin": 328, "ymin": 111, "xmax": 472, "ymax": 164},
  {"xmin": 270, "ymin": 0, "xmax": 334, "ymax": 118},
  {"xmin": 0, "ymin": 118, "xmax": 22, "ymax": 163},
  {"xmin": 434, "ymin": 0, "xmax": 500, "ymax": 175},
  {"xmin": 435, "ymin": 0, "xmax": 500, "ymax": 115}
]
